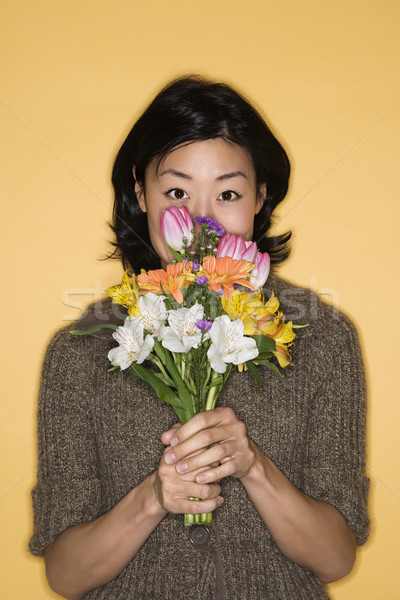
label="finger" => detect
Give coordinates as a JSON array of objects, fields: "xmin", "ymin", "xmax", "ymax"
[
  {"xmin": 159, "ymin": 456, "xmax": 221, "ymax": 490},
  {"xmin": 169, "ymin": 407, "xmax": 236, "ymax": 447},
  {"xmin": 161, "ymin": 423, "xmax": 181, "ymax": 445},
  {"xmin": 192, "ymin": 481, "xmax": 221, "ymax": 500},
  {"xmin": 175, "ymin": 442, "xmax": 234, "ymax": 475},
  {"xmin": 159, "ymin": 476, "xmax": 223, "ymax": 514},
  {"xmin": 194, "ymin": 460, "xmax": 238, "ymax": 484},
  {"xmin": 165, "ymin": 418, "xmax": 245, "ymax": 464},
  {"xmin": 170, "ymin": 496, "xmax": 224, "ymax": 515},
  {"xmin": 164, "ymin": 478, "xmax": 221, "ymax": 500}
]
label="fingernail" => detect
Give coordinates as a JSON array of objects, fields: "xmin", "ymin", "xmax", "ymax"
[
  {"xmin": 170, "ymin": 437, "xmax": 179, "ymax": 447},
  {"xmin": 164, "ymin": 451, "xmax": 176, "ymax": 464},
  {"xmin": 196, "ymin": 473, "xmax": 207, "ymax": 483},
  {"xmin": 218, "ymin": 497, "xmax": 224, "ymax": 506},
  {"xmin": 176, "ymin": 462, "xmax": 188, "ymax": 474}
]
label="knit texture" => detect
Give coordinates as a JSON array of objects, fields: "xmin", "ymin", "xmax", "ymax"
[{"xmin": 29, "ymin": 275, "xmax": 370, "ymax": 599}]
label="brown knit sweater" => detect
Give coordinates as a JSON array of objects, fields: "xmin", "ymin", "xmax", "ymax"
[{"xmin": 29, "ymin": 275, "xmax": 370, "ymax": 599}]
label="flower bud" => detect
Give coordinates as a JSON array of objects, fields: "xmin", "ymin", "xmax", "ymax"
[
  {"xmin": 160, "ymin": 206, "xmax": 194, "ymax": 252},
  {"xmin": 249, "ymin": 252, "xmax": 270, "ymax": 289},
  {"xmin": 216, "ymin": 233, "xmax": 258, "ymax": 262}
]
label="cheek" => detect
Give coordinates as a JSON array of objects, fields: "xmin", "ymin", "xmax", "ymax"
[
  {"xmin": 146, "ymin": 204, "xmax": 176, "ymax": 265},
  {"xmin": 146, "ymin": 195, "xmax": 167, "ymax": 238},
  {"xmin": 218, "ymin": 207, "xmax": 256, "ymax": 240}
]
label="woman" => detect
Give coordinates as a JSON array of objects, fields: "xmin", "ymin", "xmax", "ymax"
[{"xmin": 29, "ymin": 76, "xmax": 369, "ymax": 599}]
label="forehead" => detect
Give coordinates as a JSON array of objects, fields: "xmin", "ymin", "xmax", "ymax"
[{"xmin": 148, "ymin": 139, "xmax": 255, "ymax": 179}]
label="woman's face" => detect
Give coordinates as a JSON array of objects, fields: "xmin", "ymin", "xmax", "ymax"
[{"xmin": 135, "ymin": 138, "xmax": 265, "ymax": 268}]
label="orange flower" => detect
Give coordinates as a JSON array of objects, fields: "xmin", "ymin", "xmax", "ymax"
[
  {"xmin": 199, "ymin": 256, "xmax": 254, "ymax": 300},
  {"xmin": 137, "ymin": 262, "xmax": 195, "ymax": 303}
]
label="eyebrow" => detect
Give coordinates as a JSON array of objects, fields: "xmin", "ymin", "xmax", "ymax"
[{"xmin": 159, "ymin": 168, "xmax": 247, "ymax": 181}]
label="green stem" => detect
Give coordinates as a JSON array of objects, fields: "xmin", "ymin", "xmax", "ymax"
[
  {"xmin": 205, "ymin": 370, "xmax": 221, "ymax": 411},
  {"xmin": 184, "ymin": 370, "xmax": 224, "ymax": 527},
  {"xmin": 150, "ymin": 357, "xmax": 175, "ymax": 387},
  {"xmin": 184, "ymin": 500, "xmax": 213, "ymax": 526},
  {"xmin": 181, "ymin": 355, "xmax": 186, "ymax": 380}
]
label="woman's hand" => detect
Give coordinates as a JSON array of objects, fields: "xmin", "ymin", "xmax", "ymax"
[
  {"xmin": 155, "ymin": 436, "xmax": 223, "ymax": 515},
  {"xmin": 161, "ymin": 407, "xmax": 256, "ymax": 484},
  {"xmin": 161, "ymin": 409, "xmax": 356, "ymax": 583}
]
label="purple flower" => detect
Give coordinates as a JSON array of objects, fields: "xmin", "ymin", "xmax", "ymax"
[
  {"xmin": 194, "ymin": 216, "xmax": 213, "ymax": 226},
  {"xmin": 192, "ymin": 261, "xmax": 201, "ymax": 271},
  {"xmin": 193, "ymin": 216, "xmax": 225, "ymax": 237},
  {"xmin": 211, "ymin": 223, "xmax": 225, "ymax": 237},
  {"xmin": 233, "ymin": 284, "xmax": 253, "ymax": 292},
  {"xmin": 195, "ymin": 276, "xmax": 209, "ymax": 285},
  {"xmin": 195, "ymin": 319, "xmax": 213, "ymax": 332}
]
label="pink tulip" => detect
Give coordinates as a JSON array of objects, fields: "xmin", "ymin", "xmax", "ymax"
[
  {"xmin": 249, "ymin": 251, "xmax": 270, "ymax": 289},
  {"xmin": 160, "ymin": 206, "xmax": 194, "ymax": 252},
  {"xmin": 216, "ymin": 233, "xmax": 258, "ymax": 263}
]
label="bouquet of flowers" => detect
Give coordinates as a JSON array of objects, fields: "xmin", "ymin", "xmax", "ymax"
[{"xmin": 73, "ymin": 207, "xmax": 297, "ymax": 526}]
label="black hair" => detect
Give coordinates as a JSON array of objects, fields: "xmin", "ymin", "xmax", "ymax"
[{"xmin": 109, "ymin": 75, "xmax": 291, "ymax": 273}]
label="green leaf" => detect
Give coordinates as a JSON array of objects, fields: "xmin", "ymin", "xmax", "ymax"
[
  {"xmin": 256, "ymin": 357, "xmax": 283, "ymax": 378},
  {"xmin": 152, "ymin": 371, "xmax": 175, "ymax": 387},
  {"xmin": 246, "ymin": 361, "xmax": 261, "ymax": 392},
  {"xmin": 164, "ymin": 352, "xmax": 195, "ymax": 414},
  {"xmin": 153, "ymin": 340, "xmax": 195, "ymax": 416},
  {"xmin": 129, "ymin": 363, "xmax": 189, "ymax": 423},
  {"xmin": 70, "ymin": 324, "xmax": 119, "ymax": 335},
  {"xmin": 257, "ymin": 351, "xmax": 274, "ymax": 360},
  {"xmin": 168, "ymin": 247, "xmax": 184, "ymax": 262},
  {"xmin": 207, "ymin": 376, "xmax": 224, "ymax": 388},
  {"xmin": 292, "ymin": 323, "xmax": 309, "ymax": 329},
  {"xmin": 153, "ymin": 341, "xmax": 166, "ymax": 364},
  {"xmin": 252, "ymin": 335, "xmax": 276, "ymax": 353}
]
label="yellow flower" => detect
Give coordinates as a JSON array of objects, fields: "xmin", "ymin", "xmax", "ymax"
[
  {"xmin": 222, "ymin": 289, "xmax": 257, "ymax": 334},
  {"xmin": 105, "ymin": 272, "xmax": 141, "ymax": 316},
  {"xmin": 222, "ymin": 289, "xmax": 280, "ymax": 336},
  {"xmin": 222, "ymin": 288, "xmax": 295, "ymax": 368},
  {"xmin": 269, "ymin": 314, "xmax": 296, "ymax": 367}
]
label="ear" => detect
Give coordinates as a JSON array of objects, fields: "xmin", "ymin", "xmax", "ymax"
[
  {"xmin": 255, "ymin": 183, "xmax": 266, "ymax": 214},
  {"xmin": 133, "ymin": 166, "xmax": 147, "ymax": 213}
]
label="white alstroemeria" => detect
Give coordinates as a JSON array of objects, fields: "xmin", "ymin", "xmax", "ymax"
[
  {"xmin": 138, "ymin": 293, "xmax": 167, "ymax": 339},
  {"xmin": 207, "ymin": 315, "xmax": 259, "ymax": 373},
  {"xmin": 161, "ymin": 303, "xmax": 206, "ymax": 353},
  {"xmin": 108, "ymin": 316, "xmax": 154, "ymax": 370}
]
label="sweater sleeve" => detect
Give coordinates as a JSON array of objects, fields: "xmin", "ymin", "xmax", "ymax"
[
  {"xmin": 29, "ymin": 329, "xmax": 102, "ymax": 556},
  {"xmin": 302, "ymin": 312, "xmax": 370, "ymax": 546}
]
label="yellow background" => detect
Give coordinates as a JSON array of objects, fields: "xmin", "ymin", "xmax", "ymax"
[{"xmin": 1, "ymin": 1, "xmax": 399, "ymax": 597}]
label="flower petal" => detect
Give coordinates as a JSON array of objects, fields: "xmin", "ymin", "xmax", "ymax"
[
  {"xmin": 161, "ymin": 327, "xmax": 186, "ymax": 353},
  {"xmin": 136, "ymin": 334, "xmax": 155, "ymax": 364},
  {"xmin": 207, "ymin": 343, "xmax": 227, "ymax": 373},
  {"xmin": 160, "ymin": 206, "xmax": 194, "ymax": 251},
  {"xmin": 108, "ymin": 346, "xmax": 133, "ymax": 370},
  {"xmin": 249, "ymin": 252, "xmax": 270, "ymax": 289}
]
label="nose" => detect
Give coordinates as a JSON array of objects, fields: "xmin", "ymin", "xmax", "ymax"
[
  {"xmin": 193, "ymin": 218, "xmax": 202, "ymax": 236},
  {"xmin": 190, "ymin": 195, "xmax": 217, "ymax": 235}
]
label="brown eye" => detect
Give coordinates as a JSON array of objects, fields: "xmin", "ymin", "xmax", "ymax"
[
  {"xmin": 218, "ymin": 190, "xmax": 239, "ymax": 201},
  {"xmin": 167, "ymin": 188, "xmax": 188, "ymax": 200}
]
